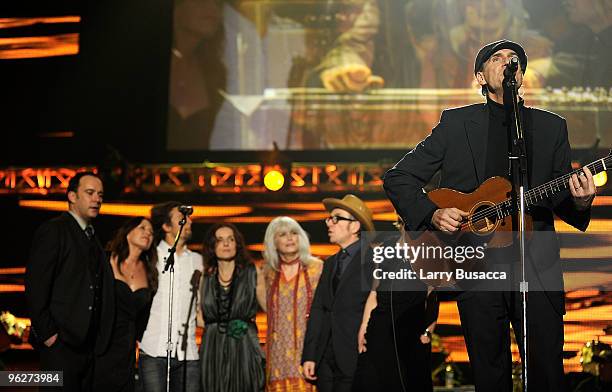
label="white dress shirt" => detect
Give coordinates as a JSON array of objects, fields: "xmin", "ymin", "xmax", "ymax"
[
  {"xmin": 139, "ymin": 241, "xmax": 203, "ymax": 360},
  {"xmin": 68, "ymin": 210, "xmax": 89, "ymax": 231}
]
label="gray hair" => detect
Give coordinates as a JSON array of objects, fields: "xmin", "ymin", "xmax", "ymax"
[{"xmin": 263, "ymin": 216, "xmax": 313, "ymax": 271}]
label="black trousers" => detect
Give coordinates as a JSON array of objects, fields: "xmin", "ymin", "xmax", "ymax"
[
  {"xmin": 317, "ymin": 344, "xmax": 354, "ymax": 392},
  {"xmin": 457, "ymin": 291, "xmax": 565, "ymax": 392},
  {"xmin": 352, "ymin": 295, "xmax": 430, "ymax": 392},
  {"xmin": 39, "ymin": 338, "xmax": 95, "ymax": 391}
]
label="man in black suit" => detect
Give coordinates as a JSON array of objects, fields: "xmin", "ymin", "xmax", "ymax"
[
  {"xmin": 384, "ymin": 40, "xmax": 596, "ymax": 391},
  {"xmin": 26, "ymin": 172, "xmax": 114, "ymax": 391},
  {"xmin": 302, "ymin": 194, "xmax": 374, "ymax": 392}
]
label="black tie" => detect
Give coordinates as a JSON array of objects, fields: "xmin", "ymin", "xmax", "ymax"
[
  {"xmin": 84, "ymin": 224, "xmax": 102, "ymax": 332},
  {"xmin": 85, "ymin": 225, "xmax": 94, "ymax": 240},
  {"xmin": 332, "ymin": 249, "xmax": 349, "ymax": 293}
]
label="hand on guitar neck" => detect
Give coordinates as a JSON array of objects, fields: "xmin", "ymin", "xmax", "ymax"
[
  {"xmin": 569, "ymin": 166, "xmax": 596, "ymax": 211},
  {"xmin": 431, "ymin": 208, "xmax": 469, "ymax": 234},
  {"xmin": 427, "ymin": 159, "xmax": 600, "ymax": 240},
  {"xmin": 404, "ymin": 155, "xmax": 606, "ymax": 287}
]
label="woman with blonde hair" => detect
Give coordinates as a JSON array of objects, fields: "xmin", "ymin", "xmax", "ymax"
[{"xmin": 263, "ymin": 217, "xmax": 323, "ymax": 391}]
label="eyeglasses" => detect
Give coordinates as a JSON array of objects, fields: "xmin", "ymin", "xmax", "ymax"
[{"xmin": 325, "ymin": 215, "xmax": 357, "ymax": 224}]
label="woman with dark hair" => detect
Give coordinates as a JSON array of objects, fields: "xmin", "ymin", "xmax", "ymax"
[
  {"xmin": 94, "ymin": 217, "xmax": 158, "ymax": 392},
  {"xmin": 198, "ymin": 223, "xmax": 266, "ymax": 392},
  {"xmin": 352, "ymin": 216, "xmax": 438, "ymax": 392}
]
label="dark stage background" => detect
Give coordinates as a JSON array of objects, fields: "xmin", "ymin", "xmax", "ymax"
[{"xmin": 0, "ymin": 0, "xmax": 611, "ymax": 388}]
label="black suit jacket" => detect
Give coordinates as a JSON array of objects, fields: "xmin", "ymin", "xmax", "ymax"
[
  {"xmin": 383, "ymin": 103, "xmax": 591, "ymax": 309},
  {"xmin": 302, "ymin": 245, "xmax": 370, "ymax": 376},
  {"xmin": 26, "ymin": 212, "xmax": 114, "ymax": 354}
]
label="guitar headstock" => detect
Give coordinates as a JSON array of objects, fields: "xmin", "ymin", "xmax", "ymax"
[
  {"xmin": 591, "ymin": 151, "xmax": 612, "ymax": 173},
  {"xmin": 605, "ymin": 150, "xmax": 612, "ymax": 169}
]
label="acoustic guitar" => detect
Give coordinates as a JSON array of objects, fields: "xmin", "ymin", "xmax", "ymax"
[{"xmin": 400, "ymin": 152, "xmax": 611, "ymax": 287}]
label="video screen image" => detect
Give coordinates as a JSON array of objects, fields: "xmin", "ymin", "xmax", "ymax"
[{"xmin": 167, "ymin": 0, "xmax": 611, "ymax": 151}]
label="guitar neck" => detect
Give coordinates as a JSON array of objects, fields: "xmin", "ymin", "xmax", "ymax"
[
  {"xmin": 470, "ymin": 152, "xmax": 612, "ymax": 226},
  {"xmin": 525, "ymin": 153, "xmax": 611, "ymax": 207}
]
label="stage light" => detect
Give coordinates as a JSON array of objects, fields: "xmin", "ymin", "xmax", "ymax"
[
  {"xmin": 593, "ymin": 171, "xmax": 607, "ymax": 187},
  {"xmin": 18, "ymin": 200, "xmax": 252, "ymax": 217},
  {"xmin": 264, "ymin": 170, "xmax": 284, "ymax": 191}
]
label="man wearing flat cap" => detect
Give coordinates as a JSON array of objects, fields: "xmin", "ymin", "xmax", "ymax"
[
  {"xmin": 384, "ymin": 40, "xmax": 596, "ymax": 391},
  {"xmin": 302, "ymin": 194, "xmax": 374, "ymax": 392}
]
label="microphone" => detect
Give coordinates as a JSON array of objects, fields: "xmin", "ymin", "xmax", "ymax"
[
  {"xmin": 190, "ymin": 270, "xmax": 202, "ymax": 290},
  {"xmin": 178, "ymin": 205, "xmax": 194, "ymax": 216},
  {"xmin": 503, "ymin": 56, "xmax": 520, "ymax": 78}
]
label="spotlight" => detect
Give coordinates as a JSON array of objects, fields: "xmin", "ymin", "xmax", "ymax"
[
  {"xmin": 594, "ymin": 171, "xmax": 607, "ymax": 187},
  {"xmin": 264, "ymin": 170, "xmax": 284, "ymax": 191}
]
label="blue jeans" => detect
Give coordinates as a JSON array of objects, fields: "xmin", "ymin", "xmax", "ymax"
[{"xmin": 138, "ymin": 351, "xmax": 201, "ymax": 392}]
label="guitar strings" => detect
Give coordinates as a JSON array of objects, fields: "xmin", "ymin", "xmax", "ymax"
[
  {"xmin": 456, "ymin": 158, "xmax": 609, "ymax": 229},
  {"xmin": 461, "ymin": 160, "xmax": 605, "ymax": 227}
]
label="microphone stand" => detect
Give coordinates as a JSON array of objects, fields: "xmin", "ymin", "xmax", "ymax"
[
  {"xmin": 180, "ymin": 270, "xmax": 201, "ymax": 392},
  {"xmin": 505, "ymin": 71, "xmax": 529, "ymax": 392},
  {"xmin": 162, "ymin": 212, "xmax": 188, "ymax": 392}
]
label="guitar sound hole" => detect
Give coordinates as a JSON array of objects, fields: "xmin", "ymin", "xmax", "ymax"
[{"xmin": 470, "ymin": 204, "xmax": 498, "ymax": 234}]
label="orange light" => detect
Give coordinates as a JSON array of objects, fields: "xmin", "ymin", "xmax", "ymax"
[
  {"xmin": 0, "ymin": 267, "xmax": 26, "ymax": 275},
  {"xmin": 256, "ymin": 199, "xmax": 393, "ymax": 212},
  {"xmin": 373, "ymin": 212, "xmax": 399, "ymax": 221},
  {"xmin": 264, "ymin": 170, "xmax": 284, "ymax": 191},
  {"xmin": 258, "ymin": 202, "xmax": 326, "ymax": 211},
  {"xmin": 0, "ymin": 16, "xmax": 81, "ymax": 28},
  {"xmin": 566, "ymin": 290, "xmax": 601, "ymax": 299},
  {"xmin": 0, "ymin": 34, "xmax": 79, "ymax": 59},
  {"xmin": 193, "ymin": 212, "xmax": 328, "ymax": 224},
  {"xmin": 0, "ymin": 284, "xmax": 25, "ymax": 292},
  {"xmin": 555, "ymin": 218, "xmax": 612, "ymax": 232},
  {"xmin": 18, "ymin": 200, "xmax": 252, "ymax": 217}
]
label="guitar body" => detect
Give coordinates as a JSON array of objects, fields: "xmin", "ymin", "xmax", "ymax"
[
  {"xmin": 428, "ymin": 176, "xmax": 532, "ymax": 247},
  {"xmin": 399, "ymin": 152, "xmax": 610, "ymax": 287},
  {"xmin": 402, "ymin": 177, "xmax": 532, "ymax": 287}
]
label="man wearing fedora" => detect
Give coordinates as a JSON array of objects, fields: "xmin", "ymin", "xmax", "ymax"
[
  {"xmin": 302, "ymin": 194, "xmax": 374, "ymax": 392},
  {"xmin": 384, "ymin": 39, "xmax": 595, "ymax": 391}
]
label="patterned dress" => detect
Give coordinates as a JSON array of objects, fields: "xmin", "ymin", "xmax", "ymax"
[{"xmin": 265, "ymin": 258, "xmax": 323, "ymax": 392}]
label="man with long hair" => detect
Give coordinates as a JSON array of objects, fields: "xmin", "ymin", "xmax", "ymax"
[{"xmin": 139, "ymin": 201, "xmax": 203, "ymax": 392}]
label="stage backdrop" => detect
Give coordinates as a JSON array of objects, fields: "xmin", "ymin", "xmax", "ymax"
[{"xmin": 166, "ymin": 0, "xmax": 612, "ymax": 151}]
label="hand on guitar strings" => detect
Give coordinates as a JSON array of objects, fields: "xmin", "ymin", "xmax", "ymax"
[
  {"xmin": 569, "ymin": 166, "xmax": 596, "ymax": 211},
  {"xmin": 431, "ymin": 208, "xmax": 469, "ymax": 234}
]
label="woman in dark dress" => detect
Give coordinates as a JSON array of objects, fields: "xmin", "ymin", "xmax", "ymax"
[
  {"xmin": 353, "ymin": 218, "xmax": 439, "ymax": 392},
  {"xmin": 94, "ymin": 217, "xmax": 158, "ymax": 392},
  {"xmin": 199, "ymin": 223, "xmax": 266, "ymax": 392}
]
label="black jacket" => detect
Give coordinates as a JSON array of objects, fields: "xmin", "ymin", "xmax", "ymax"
[
  {"xmin": 383, "ymin": 103, "xmax": 591, "ymax": 308},
  {"xmin": 302, "ymin": 245, "xmax": 370, "ymax": 376},
  {"xmin": 26, "ymin": 212, "xmax": 114, "ymax": 353}
]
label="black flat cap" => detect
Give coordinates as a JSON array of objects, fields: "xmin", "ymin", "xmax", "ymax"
[{"xmin": 474, "ymin": 39, "xmax": 528, "ymax": 75}]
